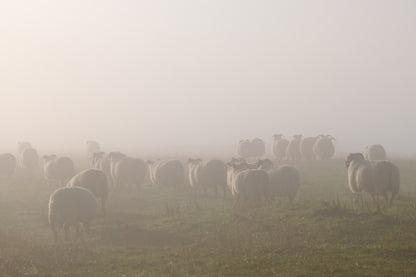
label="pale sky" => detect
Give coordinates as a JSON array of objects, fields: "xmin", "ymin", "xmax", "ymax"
[{"xmin": 0, "ymin": 1, "xmax": 415, "ymax": 156}]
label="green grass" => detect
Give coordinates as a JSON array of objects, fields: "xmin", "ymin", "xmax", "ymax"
[{"xmin": 1, "ymin": 158, "xmax": 416, "ymax": 276}]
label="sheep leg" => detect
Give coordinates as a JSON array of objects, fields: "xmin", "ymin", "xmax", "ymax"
[{"xmin": 222, "ymin": 185, "xmax": 226, "ymax": 200}]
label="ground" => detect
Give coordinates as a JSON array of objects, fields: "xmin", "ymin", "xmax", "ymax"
[{"xmin": 0, "ymin": 158, "xmax": 416, "ymax": 276}]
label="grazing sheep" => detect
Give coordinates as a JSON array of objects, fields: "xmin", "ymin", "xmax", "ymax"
[
  {"xmin": 227, "ymin": 162, "xmax": 269, "ymax": 209},
  {"xmin": 286, "ymin": 135, "xmax": 303, "ymax": 161},
  {"xmin": 237, "ymin": 138, "xmax": 265, "ymax": 160},
  {"xmin": 346, "ymin": 153, "xmax": 400, "ymax": 204},
  {"xmin": 21, "ymin": 148, "xmax": 39, "ymax": 170},
  {"xmin": 148, "ymin": 159, "xmax": 185, "ymax": 188},
  {"xmin": 108, "ymin": 152, "xmax": 127, "ymax": 185},
  {"xmin": 0, "ymin": 153, "xmax": 17, "ymax": 179},
  {"xmin": 364, "ymin": 144, "xmax": 386, "ymax": 161},
  {"xmin": 252, "ymin": 138, "xmax": 266, "ymax": 158},
  {"xmin": 313, "ymin": 135, "xmax": 335, "ymax": 160},
  {"xmin": 86, "ymin": 141, "xmax": 101, "ymax": 158},
  {"xmin": 43, "ymin": 155, "xmax": 75, "ymax": 185},
  {"xmin": 187, "ymin": 158, "xmax": 227, "ymax": 198},
  {"xmin": 272, "ymin": 134, "xmax": 289, "ymax": 160},
  {"xmin": 112, "ymin": 157, "xmax": 146, "ymax": 189},
  {"xmin": 48, "ymin": 186, "xmax": 98, "ymax": 242},
  {"xmin": 91, "ymin": 152, "xmax": 111, "ymax": 178},
  {"xmin": 269, "ymin": 165, "xmax": 300, "ymax": 201},
  {"xmin": 17, "ymin": 142, "xmax": 32, "ymax": 155},
  {"xmin": 255, "ymin": 159, "xmax": 300, "ymax": 201},
  {"xmin": 300, "ymin": 136, "xmax": 319, "ymax": 160},
  {"xmin": 67, "ymin": 169, "xmax": 109, "ymax": 213},
  {"xmin": 148, "ymin": 159, "xmax": 185, "ymax": 215}
]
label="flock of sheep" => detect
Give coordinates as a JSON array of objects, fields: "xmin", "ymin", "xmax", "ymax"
[
  {"xmin": 238, "ymin": 134, "xmax": 336, "ymax": 161},
  {"xmin": 0, "ymin": 137, "xmax": 400, "ymax": 242}
]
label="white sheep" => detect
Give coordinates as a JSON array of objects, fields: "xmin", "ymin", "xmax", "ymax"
[
  {"xmin": 255, "ymin": 159, "xmax": 300, "ymax": 202},
  {"xmin": 0, "ymin": 153, "xmax": 17, "ymax": 180},
  {"xmin": 43, "ymin": 155, "xmax": 75, "ymax": 185},
  {"xmin": 20, "ymin": 148, "xmax": 39, "ymax": 170},
  {"xmin": 148, "ymin": 159, "xmax": 185, "ymax": 188},
  {"xmin": 86, "ymin": 140, "xmax": 101, "ymax": 158},
  {"xmin": 91, "ymin": 152, "xmax": 112, "ymax": 178},
  {"xmin": 300, "ymin": 136, "xmax": 319, "ymax": 160},
  {"xmin": 286, "ymin": 135, "xmax": 303, "ymax": 161},
  {"xmin": 272, "ymin": 134, "xmax": 289, "ymax": 160},
  {"xmin": 67, "ymin": 169, "xmax": 109, "ymax": 213},
  {"xmin": 237, "ymin": 138, "xmax": 265, "ymax": 160},
  {"xmin": 112, "ymin": 157, "xmax": 147, "ymax": 189},
  {"xmin": 17, "ymin": 141, "xmax": 32, "ymax": 155},
  {"xmin": 48, "ymin": 186, "xmax": 98, "ymax": 242},
  {"xmin": 227, "ymin": 162, "xmax": 269, "ymax": 209},
  {"xmin": 147, "ymin": 159, "xmax": 185, "ymax": 215},
  {"xmin": 346, "ymin": 153, "xmax": 400, "ymax": 204},
  {"xmin": 313, "ymin": 135, "xmax": 335, "ymax": 160},
  {"xmin": 364, "ymin": 144, "xmax": 386, "ymax": 161},
  {"xmin": 187, "ymin": 158, "xmax": 227, "ymax": 198}
]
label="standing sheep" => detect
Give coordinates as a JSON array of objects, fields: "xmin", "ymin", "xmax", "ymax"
[
  {"xmin": 272, "ymin": 134, "xmax": 289, "ymax": 160},
  {"xmin": 112, "ymin": 157, "xmax": 147, "ymax": 189},
  {"xmin": 43, "ymin": 155, "xmax": 75, "ymax": 185},
  {"xmin": 227, "ymin": 162, "xmax": 269, "ymax": 209},
  {"xmin": 21, "ymin": 148, "xmax": 39, "ymax": 171},
  {"xmin": 256, "ymin": 159, "xmax": 300, "ymax": 202},
  {"xmin": 237, "ymin": 138, "xmax": 265, "ymax": 160},
  {"xmin": 364, "ymin": 144, "xmax": 386, "ymax": 161},
  {"xmin": 67, "ymin": 169, "xmax": 109, "ymax": 214},
  {"xmin": 313, "ymin": 135, "xmax": 335, "ymax": 160},
  {"xmin": 300, "ymin": 136, "xmax": 319, "ymax": 160},
  {"xmin": 92, "ymin": 152, "xmax": 112, "ymax": 179},
  {"xmin": 86, "ymin": 141, "xmax": 101, "ymax": 158},
  {"xmin": 187, "ymin": 159, "xmax": 227, "ymax": 198},
  {"xmin": 48, "ymin": 186, "xmax": 98, "ymax": 242},
  {"xmin": 346, "ymin": 153, "xmax": 400, "ymax": 204},
  {"xmin": 286, "ymin": 135, "xmax": 303, "ymax": 161},
  {"xmin": 17, "ymin": 142, "xmax": 32, "ymax": 155},
  {"xmin": 147, "ymin": 159, "xmax": 185, "ymax": 215},
  {"xmin": 0, "ymin": 153, "xmax": 17, "ymax": 180}
]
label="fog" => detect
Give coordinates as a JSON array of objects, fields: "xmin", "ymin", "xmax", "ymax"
[{"xmin": 1, "ymin": 0, "xmax": 415, "ymax": 156}]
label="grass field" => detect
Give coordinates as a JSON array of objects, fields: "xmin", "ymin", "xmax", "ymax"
[{"xmin": 1, "ymin": 158, "xmax": 416, "ymax": 276}]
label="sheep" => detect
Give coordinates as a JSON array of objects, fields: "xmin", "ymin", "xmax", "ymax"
[
  {"xmin": 255, "ymin": 159, "xmax": 300, "ymax": 202},
  {"xmin": 286, "ymin": 135, "xmax": 303, "ymax": 161},
  {"xmin": 252, "ymin": 138, "xmax": 266, "ymax": 158},
  {"xmin": 346, "ymin": 153, "xmax": 400, "ymax": 205},
  {"xmin": 364, "ymin": 144, "xmax": 386, "ymax": 161},
  {"xmin": 108, "ymin": 152, "xmax": 127, "ymax": 185},
  {"xmin": 112, "ymin": 157, "xmax": 146, "ymax": 189},
  {"xmin": 147, "ymin": 159, "xmax": 185, "ymax": 215},
  {"xmin": 272, "ymin": 134, "xmax": 289, "ymax": 160},
  {"xmin": 237, "ymin": 138, "xmax": 265, "ymax": 160},
  {"xmin": 48, "ymin": 186, "xmax": 98, "ymax": 242},
  {"xmin": 300, "ymin": 136, "xmax": 319, "ymax": 160},
  {"xmin": 17, "ymin": 141, "xmax": 32, "ymax": 155},
  {"xmin": 86, "ymin": 140, "xmax": 100, "ymax": 158},
  {"xmin": 43, "ymin": 155, "xmax": 75, "ymax": 185},
  {"xmin": 67, "ymin": 169, "xmax": 109, "ymax": 214},
  {"xmin": 0, "ymin": 153, "xmax": 17, "ymax": 179},
  {"xmin": 20, "ymin": 148, "xmax": 39, "ymax": 170},
  {"xmin": 227, "ymin": 162, "xmax": 269, "ymax": 209},
  {"xmin": 313, "ymin": 135, "xmax": 335, "ymax": 160},
  {"xmin": 237, "ymin": 139, "xmax": 252, "ymax": 159},
  {"xmin": 91, "ymin": 152, "xmax": 111, "ymax": 177},
  {"xmin": 148, "ymin": 159, "xmax": 185, "ymax": 188},
  {"xmin": 187, "ymin": 158, "xmax": 227, "ymax": 198}
]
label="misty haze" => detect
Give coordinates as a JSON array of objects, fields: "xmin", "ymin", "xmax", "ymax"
[{"xmin": 0, "ymin": 0, "xmax": 415, "ymax": 276}]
